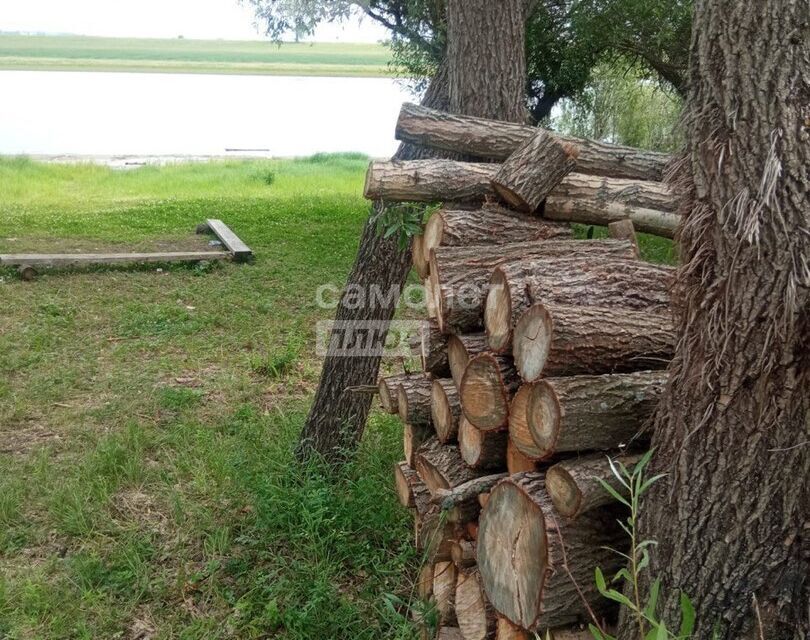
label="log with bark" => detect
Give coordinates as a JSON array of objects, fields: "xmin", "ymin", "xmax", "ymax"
[
  {"xmin": 546, "ymin": 453, "xmax": 643, "ymax": 518},
  {"xmin": 526, "ymin": 371, "xmax": 667, "ymax": 458},
  {"xmin": 419, "ymin": 319, "xmax": 451, "ymax": 376},
  {"xmin": 395, "ymin": 103, "xmax": 671, "ymax": 181},
  {"xmin": 496, "ymin": 617, "xmax": 530, "ymax": 640},
  {"xmin": 459, "ymin": 415, "xmax": 509, "ymax": 470},
  {"xmin": 456, "ymin": 568, "xmax": 497, "ymax": 640},
  {"xmin": 434, "ymin": 473, "xmax": 509, "ymax": 511},
  {"xmin": 425, "ymin": 275, "xmax": 439, "ymax": 320},
  {"xmin": 416, "ymin": 438, "xmax": 481, "ymax": 496},
  {"xmin": 430, "ymin": 239, "xmax": 636, "ymax": 333},
  {"xmin": 448, "ymin": 333, "xmax": 490, "ymax": 389},
  {"xmin": 507, "ymin": 384, "xmax": 547, "ymax": 461},
  {"xmin": 418, "ymin": 561, "xmax": 435, "ymax": 601},
  {"xmin": 398, "ymin": 374, "xmax": 434, "ymax": 425},
  {"xmin": 379, "ymin": 372, "xmax": 432, "ymax": 415},
  {"xmin": 485, "ymin": 258, "xmax": 673, "ymax": 352},
  {"xmin": 432, "ymin": 378, "xmax": 463, "ymax": 443},
  {"xmin": 415, "ymin": 501, "xmax": 458, "ymax": 562},
  {"xmin": 478, "ymin": 473, "xmax": 625, "ymax": 630},
  {"xmin": 421, "ymin": 204, "xmax": 572, "ymax": 277},
  {"xmin": 413, "ymin": 234, "xmax": 429, "ymax": 278},
  {"xmin": 394, "ymin": 460, "xmax": 431, "ymax": 508},
  {"xmin": 513, "ymin": 304, "xmax": 674, "ymax": 382},
  {"xmin": 506, "ymin": 439, "xmax": 540, "ymax": 474},
  {"xmin": 460, "ymin": 353, "xmax": 521, "ymax": 431},
  {"xmin": 451, "ymin": 539, "xmax": 477, "ymax": 569},
  {"xmin": 491, "ymin": 130, "xmax": 579, "ymax": 212},
  {"xmin": 364, "ymin": 160, "xmax": 678, "ymax": 236},
  {"xmin": 434, "ymin": 560, "xmax": 459, "ymax": 625},
  {"xmin": 404, "ymin": 423, "xmax": 433, "ymax": 468}
]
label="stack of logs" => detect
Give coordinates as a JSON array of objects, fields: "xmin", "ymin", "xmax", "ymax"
[{"xmin": 376, "ymin": 103, "xmax": 677, "ymax": 640}]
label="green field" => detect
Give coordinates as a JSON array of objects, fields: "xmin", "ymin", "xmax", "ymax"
[{"xmin": 0, "ymin": 34, "xmax": 394, "ymax": 76}]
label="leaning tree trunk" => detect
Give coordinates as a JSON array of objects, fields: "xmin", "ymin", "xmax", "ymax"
[
  {"xmin": 624, "ymin": 1, "xmax": 810, "ymax": 638},
  {"xmin": 298, "ymin": 0, "xmax": 529, "ymax": 463}
]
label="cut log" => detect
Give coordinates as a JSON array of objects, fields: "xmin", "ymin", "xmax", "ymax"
[
  {"xmin": 496, "ymin": 617, "xmax": 530, "ymax": 640},
  {"xmin": 478, "ymin": 493, "xmax": 490, "ymax": 509},
  {"xmin": 395, "ymin": 103, "xmax": 670, "ymax": 181},
  {"xmin": 478, "ymin": 473, "xmax": 624, "ymax": 630},
  {"xmin": 394, "ymin": 460, "xmax": 431, "ymax": 508},
  {"xmin": 543, "ymin": 194, "xmax": 679, "ymax": 238},
  {"xmin": 485, "ymin": 258, "xmax": 673, "ymax": 353},
  {"xmin": 434, "ymin": 560, "xmax": 458, "ymax": 625},
  {"xmin": 507, "ymin": 385, "xmax": 546, "ymax": 461},
  {"xmin": 513, "ymin": 304, "xmax": 674, "ymax": 382},
  {"xmin": 405, "ymin": 423, "xmax": 433, "ymax": 468},
  {"xmin": 451, "ymin": 539, "xmax": 477, "ymax": 569},
  {"xmin": 460, "ymin": 353, "xmax": 520, "ymax": 431},
  {"xmin": 506, "ymin": 439, "xmax": 539, "ymax": 474},
  {"xmin": 398, "ymin": 375, "xmax": 435, "ymax": 425},
  {"xmin": 365, "ymin": 159, "xmax": 498, "ymax": 203},
  {"xmin": 432, "ymin": 378, "xmax": 463, "ymax": 443},
  {"xmin": 416, "ymin": 438, "xmax": 480, "ymax": 496},
  {"xmin": 420, "ymin": 319, "xmax": 450, "ymax": 376},
  {"xmin": 491, "ymin": 130, "xmax": 579, "ymax": 212},
  {"xmin": 379, "ymin": 372, "xmax": 431, "ymax": 415},
  {"xmin": 448, "ymin": 333, "xmax": 490, "ymax": 389},
  {"xmin": 413, "ymin": 233, "xmax": 429, "ymax": 278},
  {"xmin": 418, "ymin": 561, "xmax": 435, "ymax": 601},
  {"xmin": 456, "ymin": 568, "xmax": 497, "ymax": 640},
  {"xmin": 607, "ymin": 218, "xmax": 639, "ymax": 256},
  {"xmin": 438, "ymin": 627, "xmax": 465, "ymax": 640},
  {"xmin": 430, "ymin": 239, "xmax": 636, "ymax": 333},
  {"xmin": 527, "ymin": 371, "xmax": 668, "ymax": 458},
  {"xmin": 434, "ymin": 473, "xmax": 510, "ymax": 511},
  {"xmin": 415, "ymin": 498, "xmax": 458, "ymax": 563},
  {"xmin": 459, "ymin": 415, "xmax": 509, "ymax": 471},
  {"xmin": 425, "ymin": 275, "xmax": 439, "ymax": 320},
  {"xmin": 422, "ymin": 205, "xmax": 572, "ymax": 275},
  {"xmin": 546, "ymin": 452, "xmax": 644, "ymax": 518}
]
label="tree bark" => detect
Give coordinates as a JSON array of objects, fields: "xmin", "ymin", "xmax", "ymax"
[
  {"xmin": 431, "ymin": 239, "xmax": 636, "ymax": 333},
  {"xmin": 491, "ymin": 130, "xmax": 579, "ymax": 212},
  {"xmin": 395, "ymin": 103, "xmax": 671, "ymax": 181},
  {"xmin": 624, "ymin": 1, "xmax": 810, "ymax": 637},
  {"xmin": 379, "ymin": 372, "xmax": 432, "ymax": 415},
  {"xmin": 404, "ymin": 422, "xmax": 433, "ymax": 468},
  {"xmin": 506, "ymin": 439, "xmax": 540, "ymax": 474},
  {"xmin": 451, "ymin": 539, "xmax": 477, "ymax": 569},
  {"xmin": 485, "ymin": 257, "xmax": 673, "ymax": 352},
  {"xmin": 460, "ymin": 353, "xmax": 520, "ymax": 431},
  {"xmin": 448, "ymin": 333, "xmax": 491, "ymax": 389},
  {"xmin": 394, "ymin": 460, "xmax": 431, "ymax": 509},
  {"xmin": 459, "ymin": 416, "xmax": 509, "ymax": 471},
  {"xmin": 416, "ymin": 438, "xmax": 481, "ymax": 495},
  {"xmin": 456, "ymin": 568, "xmax": 498, "ymax": 640},
  {"xmin": 398, "ymin": 374, "xmax": 434, "ymax": 426},
  {"xmin": 545, "ymin": 453, "xmax": 643, "ymax": 518},
  {"xmin": 513, "ymin": 304, "xmax": 674, "ymax": 382},
  {"xmin": 419, "ymin": 318, "xmax": 450, "ymax": 376},
  {"xmin": 432, "ymin": 378, "xmax": 463, "ymax": 443},
  {"xmin": 478, "ymin": 473, "xmax": 625, "ymax": 630},
  {"xmin": 526, "ymin": 371, "xmax": 668, "ymax": 459}
]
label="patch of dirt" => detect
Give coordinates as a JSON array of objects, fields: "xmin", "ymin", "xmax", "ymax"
[
  {"xmin": 128, "ymin": 607, "xmax": 157, "ymax": 640},
  {"xmin": 111, "ymin": 488, "xmax": 170, "ymax": 537},
  {"xmin": 0, "ymin": 419, "xmax": 64, "ymax": 455}
]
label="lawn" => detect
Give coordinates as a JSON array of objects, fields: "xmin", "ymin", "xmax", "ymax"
[
  {"xmin": 0, "ymin": 34, "xmax": 394, "ymax": 77},
  {"xmin": 0, "ymin": 155, "xmax": 420, "ymax": 639}
]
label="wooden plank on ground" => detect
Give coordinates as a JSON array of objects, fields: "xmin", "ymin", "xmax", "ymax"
[
  {"xmin": 205, "ymin": 219, "xmax": 253, "ymax": 262},
  {"xmin": 0, "ymin": 251, "xmax": 231, "ymax": 268}
]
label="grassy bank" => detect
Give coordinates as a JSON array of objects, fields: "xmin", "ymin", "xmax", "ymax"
[
  {"xmin": 0, "ymin": 155, "xmax": 419, "ymax": 639},
  {"xmin": 0, "ymin": 35, "xmax": 394, "ymax": 77}
]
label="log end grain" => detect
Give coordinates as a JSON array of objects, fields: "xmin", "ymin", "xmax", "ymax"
[
  {"xmin": 460, "ymin": 353, "xmax": 511, "ymax": 431},
  {"xmin": 507, "ymin": 384, "xmax": 546, "ymax": 461},
  {"xmin": 513, "ymin": 305, "xmax": 553, "ymax": 383},
  {"xmin": 484, "ymin": 268, "xmax": 513, "ymax": 353}
]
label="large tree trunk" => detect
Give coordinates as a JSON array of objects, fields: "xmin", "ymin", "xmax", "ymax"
[
  {"xmin": 627, "ymin": 2, "xmax": 810, "ymax": 638},
  {"xmin": 299, "ymin": 0, "xmax": 529, "ymax": 462}
]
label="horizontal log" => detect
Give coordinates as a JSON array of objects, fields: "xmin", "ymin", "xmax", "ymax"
[
  {"xmin": 405, "ymin": 423, "xmax": 433, "ymax": 468},
  {"xmin": 451, "ymin": 539, "xmax": 477, "ymax": 569},
  {"xmin": 433, "ymin": 378, "xmax": 463, "ymax": 444},
  {"xmin": 506, "ymin": 439, "xmax": 540, "ymax": 474},
  {"xmin": 496, "ymin": 617, "xmax": 530, "ymax": 640},
  {"xmin": 459, "ymin": 416, "xmax": 509, "ymax": 471},
  {"xmin": 399, "ymin": 374, "xmax": 434, "ymax": 425},
  {"xmin": 434, "ymin": 472, "xmax": 509, "ymax": 511},
  {"xmin": 448, "ymin": 333, "xmax": 490, "ymax": 389},
  {"xmin": 379, "ymin": 372, "xmax": 431, "ymax": 415},
  {"xmin": 456, "ymin": 568, "xmax": 497, "ymax": 640},
  {"xmin": 543, "ymin": 194, "xmax": 678, "ymax": 238},
  {"xmin": 460, "ymin": 353, "xmax": 520, "ymax": 431},
  {"xmin": 416, "ymin": 438, "xmax": 481, "ymax": 496},
  {"xmin": 478, "ymin": 473, "xmax": 624, "ymax": 630},
  {"xmin": 420, "ymin": 318, "xmax": 451, "ymax": 376},
  {"xmin": 394, "ymin": 460, "xmax": 430, "ymax": 508},
  {"xmin": 435, "ymin": 560, "xmax": 458, "ymax": 625},
  {"xmin": 395, "ymin": 103, "xmax": 670, "ymax": 181},
  {"xmin": 513, "ymin": 304, "xmax": 674, "ymax": 382}
]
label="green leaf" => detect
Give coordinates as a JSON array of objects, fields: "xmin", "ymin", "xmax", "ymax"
[
  {"xmin": 589, "ymin": 624, "xmax": 616, "ymax": 640},
  {"xmin": 612, "ymin": 567, "xmax": 632, "ymax": 584},
  {"xmin": 640, "ymin": 473, "xmax": 668, "ymax": 496},
  {"xmin": 644, "ymin": 578, "xmax": 661, "ymax": 619},
  {"xmin": 603, "ymin": 588, "xmax": 635, "ymax": 608},
  {"xmin": 656, "ymin": 621, "xmax": 668, "ymax": 640},
  {"xmin": 595, "ymin": 567, "xmax": 607, "ymax": 593},
  {"xmin": 597, "ymin": 478, "xmax": 631, "ymax": 507},
  {"xmin": 678, "ymin": 592, "xmax": 696, "ymax": 638}
]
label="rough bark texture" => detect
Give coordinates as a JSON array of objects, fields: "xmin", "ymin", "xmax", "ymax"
[
  {"xmin": 433, "ymin": 378, "xmax": 463, "ymax": 443},
  {"xmin": 398, "ymin": 375, "xmax": 434, "ymax": 426},
  {"xmin": 416, "ymin": 438, "xmax": 481, "ymax": 495},
  {"xmin": 459, "ymin": 416, "xmax": 509, "ymax": 471},
  {"xmin": 485, "ymin": 257, "xmax": 673, "ymax": 352},
  {"xmin": 478, "ymin": 473, "xmax": 625, "ymax": 630},
  {"xmin": 460, "ymin": 353, "xmax": 521, "ymax": 431},
  {"xmin": 625, "ymin": 2, "xmax": 810, "ymax": 638},
  {"xmin": 431, "ymin": 239, "xmax": 636, "ymax": 333},
  {"xmin": 545, "ymin": 453, "xmax": 643, "ymax": 518},
  {"xmin": 451, "ymin": 539, "xmax": 477, "ymax": 569},
  {"xmin": 607, "ymin": 218, "xmax": 639, "ymax": 254},
  {"xmin": 513, "ymin": 304, "xmax": 674, "ymax": 382},
  {"xmin": 404, "ymin": 422, "xmax": 433, "ymax": 468},
  {"xmin": 527, "ymin": 371, "xmax": 668, "ymax": 459},
  {"xmin": 435, "ymin": 473, "xmax": 509, "ymax": 512},
  {"xmin": 492, "ymin": 130, "xmax": 579, "ymax": 212},
  {"xmin": 395, "ymin": 460, "xmax": 431, "ymax": 509},
  {"xmin": 456, "ymin": 568, "xmax": 498, "ymax": 640},
  {"xmin": 419, "ymin": 319, "xmax": 451, "ymax": 376},
  {"xmin": 395, "ymin": 103, "xmax": 671, "ymax": 181},
  {"xmin": 379, "ymin": 372, "xmax": 432, "ymax": 415},
  {"xmin": 448, "ymin": 333, "xmax": 490, "ymax": 389}
]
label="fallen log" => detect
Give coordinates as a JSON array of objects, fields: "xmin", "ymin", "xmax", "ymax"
[
  {"xmin": 451, "ymin": 539, "xmax": 477, "ymax": 569},
  {"xmin": 413, "ymin": 234, "xmax": 428, "ymax": 278},
  {"xmin": 379, "ymin": 372, "xmax": 431, "ymax": 415},
  {"xmin": 394, "ymin": 460, "xmax": 431, "ymax": 508},
  {"xmin": 456, "ymin": 568, "xmax": 497, "ymax": 640},
  {"xmin": 513, "ymin": 304, "xmax": 674, "ymax": 382},
  {"xmin": 527, "ymin": 371, "xmax": 668, "ymax": 458},
  {"xmin": 434, "ymin": 560, "xmax": 459, "ymax": 625},
  {"xmin": 485, "ymin": 258, "xmax": 673, "ymax": 352},
  {"xmin": 422, "ymin": 205, "xmax": 572, "ymax": 277},
  {"xmin": 416, "ymin": 438, "xmax": 481, "ymax": 496},
  {"xmin": 364, "ymin": 160, "xmax": 678, "ymax": 236},
  {"xmin": 546, "ymin": 452, "xmax": 644, "ymax": 518},
  {"xmin": 448, "ymin": 333, "xmax": 490, "ymax": 389},
  {"xmin": 478, "ymin": 474, "xmax": 624, "ymax": 630},
  {"xmin": 507, "ymin": 385, "xmax": 546, "ymax": 461},
  {"xmin": 415, "ymin": 502, "xmax": 457, "ymax": 562},
  {"xmin": 432, "ymin": 378, "xmax": 463, "ymax": 443},
  {"xmin": 506, "ymin": 439, "xmax": 540, "ymax": 474},
  {"xmin": 460, "ymin": 353, "xmax": 521, "ymax": 431},
  {"xmin": 459, "ymin": 416, "xmax": 509, "ymax": 471},
  {"xmin": 420, "ymin": 319, "xmax": 450, "ymax": 376},
  {"xmin": 425, "ymin": 275, "xmax": 439, "ymax": 320},
  {"xmin": 431, "ymin": 239, "xmax": 636, "ymax": 333},
  {"xmin": 405, "ymin": 423, "xmax": 433, "ymax": 468},
  {"xmin": 398, "ymin": 374, "xmax": 434, "ymax": 425},
  {"xmin": 492, "ymin": 130, "xmax": 578, "ymax": 212},
  {"xmin": 394, "ymin": 103, "xmax": 670, "ymax": 181}
]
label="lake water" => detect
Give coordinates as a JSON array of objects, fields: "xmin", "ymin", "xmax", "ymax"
[{"xmin": 0, "ymin": 70, "xmax": 414, "ymax": 158}]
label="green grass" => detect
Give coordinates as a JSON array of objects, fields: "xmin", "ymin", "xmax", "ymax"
[
  {"xmin": 0, "ymin": 34, "xmax": 394, "ymax": 77},
  {"xmin": 0, "ymin": 155, "xmax": 421, "ymax": 639}
]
